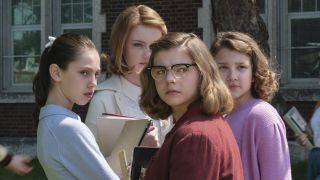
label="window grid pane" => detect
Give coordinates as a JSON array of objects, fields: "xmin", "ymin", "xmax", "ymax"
[
  {"xmin": 291, "ymin": 18, "xmax": 320, "ymax": 78},
  {"xmin": 13, "ymin": 30, "xmax": 41, "ymax": 84},
  {"xmin": 62, "ymin": 4, "xmax": 72, "ymax": 24},
  {"xmin": 63, "ymin": 28, "xmax": 92, "ymax": 39},
  {"xmin": 257, "ymin": 0, "xmax": 265, "ymax": 14},
  {"xmin": 289, "ymin": 0, "xmax": 319, "ymax": 12},
  {"xmin": 72, "ymin": 4, "xmax": 83, "ymax": 23},
  {"xmin": 303, "ymin": 0, "xmax": 316, "ymax": 11},
  {"xmin": 84, "ymin": 2, "xmax": 92, "ymax": 22},
  {"xmin": 12, "ymin": 0, "xmax": 41, "ymax": 25},
  {"xmin": 62, "ymin": 0, "xmax": 92, "ymax": 24},
  {"xmin": 289, "ymin": 0, "xmax": 302, "ymax": 12}
]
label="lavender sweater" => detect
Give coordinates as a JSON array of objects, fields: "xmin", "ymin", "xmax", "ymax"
[{"xmin": 227, "ymin": 99, "xmax": 292, "ymax": 180}]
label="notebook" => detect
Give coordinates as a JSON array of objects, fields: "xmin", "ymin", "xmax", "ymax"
[{"xmin": 96, "ymin": 114, "xmax": 151, "ymax": 175}]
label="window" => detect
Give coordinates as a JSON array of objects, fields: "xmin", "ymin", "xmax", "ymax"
[
  {"xmin": 61, "ymin": 0, "xmax": 93, "ymax": 38},
  {"xmin": 258, "ymin": 0, "xmax": 266, "ymax": 21},
  {"xmin": 1, "ymin": 0, "xmax": 94, "ymax": 93},
  {"xmin": 281, "ymin": 0, "xmax": 320, "ymax": 86}
]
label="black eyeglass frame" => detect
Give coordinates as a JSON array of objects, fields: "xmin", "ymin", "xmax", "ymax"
[{"xmin": 147, "ymin": 63, "xmax": 197, "ymax": 80}]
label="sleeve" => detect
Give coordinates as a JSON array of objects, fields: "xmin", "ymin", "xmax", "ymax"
[
  {"xmin": 59, "ymin": 125, "xmax": 119, "ymax": 180},
  {"xmin": 254, "ymin": 113, "xmax": 292, "ymax": 180},
  {"xmin": 311, "ymin": 107, "xmax": 320, "ymax": 147},
  {"xmin": 85, "ymin": 91, "xmax": 108, "ymax": 139},
  {"xmin": 169, "ymin": 132, "xmax": 219, "ymax": 180}
]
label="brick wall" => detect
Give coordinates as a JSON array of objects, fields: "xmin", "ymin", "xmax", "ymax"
[
  {"xmin": 0, "ymin": 103, "xmax": 89, "ymax": 137},
  {"xmin": 0, "ymin": 100, "xmax": 316, "ymax": 138},
  {"xmin": 101, "ymin": 0, "xmax": 203, "ymax": 54},
  {"xmin": 0, "ymin": 103, "xmax": 36, "ymax": 137}
]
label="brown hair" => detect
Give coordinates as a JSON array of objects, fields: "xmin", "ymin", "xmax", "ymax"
[
  {"xmin": 32, "ymin": 33, "xmax": 97, "ymax": 126},
  {"xmin": 139, "ymin": 32, "xmax": 233, "ymax": 120},
  {"xmin": 106, "ymin": 5, "xmax": 167, "ymax": 77},
  {"xmin": 210, "ymin": 31, "xmax": 279, "ymax": 102}
]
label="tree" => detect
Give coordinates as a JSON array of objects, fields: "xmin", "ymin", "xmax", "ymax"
[{"xmin": 211, "ymin": 0, "xmax": 270, "ymax": 57}]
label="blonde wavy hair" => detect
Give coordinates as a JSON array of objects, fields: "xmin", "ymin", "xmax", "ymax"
[
  {"xmin": 210, "ymin": 31, "xmax": 279, "ymax": 102},
  {"xmin": 106, "ymin": 5, "xmax": 167, "ymax": 77},
  {"xmin": 139, "ymin": 32, "xmax": 233, "ymax": 120}
]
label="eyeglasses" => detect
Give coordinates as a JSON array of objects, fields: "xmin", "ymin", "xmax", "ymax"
[{"xmin": 148, "ymin": 63, "xmax": 197, "ymax": 80}]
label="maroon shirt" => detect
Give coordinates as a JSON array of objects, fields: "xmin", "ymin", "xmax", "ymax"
[{"xmin": 144, "ymin": 101, "xmax": 243, "ymax": 180}]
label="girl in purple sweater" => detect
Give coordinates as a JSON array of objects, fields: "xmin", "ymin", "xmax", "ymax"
[{"xmin": 211, "ymin": 31, "xmax": 292, "ymax": 180}]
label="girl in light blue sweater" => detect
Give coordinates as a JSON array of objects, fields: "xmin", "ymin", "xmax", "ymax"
[{"xmin": 33, "ymin": 33, "xmax": 119, "ymax": 180}]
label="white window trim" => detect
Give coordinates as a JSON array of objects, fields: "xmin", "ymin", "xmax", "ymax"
[
  {"xmin": 198, "ymin": 0, "xmax": 214, "ymax": 47},
  {"xmin": 280, "ymin": 0, "xmax": 320, "ymax": 88},
  {"xmin": 0, "ymin": 0, "xmax": 105, "ymax": 103}
]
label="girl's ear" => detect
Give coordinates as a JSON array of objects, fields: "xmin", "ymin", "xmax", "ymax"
[{"xmin": 49, "ymin": 64, "xmax": 62, "ymax": 82}]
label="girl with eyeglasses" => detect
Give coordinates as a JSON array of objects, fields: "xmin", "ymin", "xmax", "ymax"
[{"xmin": 139, "ymin": 32, "xmax": 244, "ymax": 180}]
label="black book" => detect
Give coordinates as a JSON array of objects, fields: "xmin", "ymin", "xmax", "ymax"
[{"xmin": 130, "ymin": 146, "xmax": 159, "ymax": 180}]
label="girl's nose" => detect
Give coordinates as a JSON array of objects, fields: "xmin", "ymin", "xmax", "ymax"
[
  {"xmin": 88, "ymin": 76, "xmax": 97, "ymax": 88},
  {"xmin": 142, "ymin": 48, "xmax": 151, "ymax": 59},
  {"xmin": 228, "ymin": 69, "xmax": 238, "ymax": 81},
  {"xmin": 165, "ymin": 70, "xmax": 177, "ymax": 83}
]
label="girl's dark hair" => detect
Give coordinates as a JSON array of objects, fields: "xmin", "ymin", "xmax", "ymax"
[{"xmin": 32, "ymin": 33, "xmax": 96, "ymax": 126}]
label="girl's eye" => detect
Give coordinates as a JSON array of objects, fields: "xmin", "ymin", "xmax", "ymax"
[
  {"xmin": 218, "ymin": 66, "xmax": 228, "ymax": 70},
  {"xmin": 155, "ymin": 69, "xmax": 165, "ymax": 75},
  {"xmin": 95, "ymin": 72, "xmax": 100, "ymax": 78},
  {"xmin": 238, "ymin": 65, "xmax": 247, "ymax": 69},
  {"xmin": 80, "ymin": 71, "xmax": 88, "ymax": 76},
  {"xmin": 133, "ymin": 43, "xmax": 143, "ymax": 47},
  {"xmin": 175, "ymin": 66, "xmax": 188, "ymax": 73}
]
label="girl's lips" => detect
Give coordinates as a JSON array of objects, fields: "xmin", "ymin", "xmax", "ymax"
[
  {"xmin": 166, "ymin": 90, "xmax": 180, "ymax": 95},
  {"xmin": 135, "ymin": 63, "xmax": 147, "ymax": 74},
  {"xmin": 84, "ymin": 92, "xmax": 93, "ymax": 98},
  {"xmin": 229, "ymin": 84, "xmax": 240, "ymax": 88}
]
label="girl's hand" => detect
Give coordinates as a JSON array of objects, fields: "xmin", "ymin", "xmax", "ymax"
[
  {"xmin": 296, "ymin": 133, "xmax": 308, "ymax": 146},
  {"xmin": 6, "ymin": 155, "xmax": 33, "ymax": 176},
  {"xmin": 140, "ymin": 126, "xmax": 159, "ymax": 147}
]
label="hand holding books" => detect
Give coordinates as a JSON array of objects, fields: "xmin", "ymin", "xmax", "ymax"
[
  {"xmin": 96, "ymin": 114, "xmax": 152, "ymax": 176},
  {"xmin": 140, "ymin": 126, "xmax": 159, "ymax": 147},
  {"xmin": 283, "ymin": 106, "xmax": 314, "ymax": 150}
]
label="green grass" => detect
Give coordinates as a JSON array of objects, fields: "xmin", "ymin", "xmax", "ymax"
[
  {"xmin": 0, "ymin": 158, "xmax": 47, "ymax": 180},
  {"xmin": 291, "ymin": 160, "xmax": 308, "ymax": 180},
  {"xmin": 0, "ymin": 158, "xmax": 308, "ymax": 179}
]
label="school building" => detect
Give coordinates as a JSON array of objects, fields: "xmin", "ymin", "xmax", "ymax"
[{"xmin": 0, "ymin": 0, "xmax": 319, "ymax": 162}]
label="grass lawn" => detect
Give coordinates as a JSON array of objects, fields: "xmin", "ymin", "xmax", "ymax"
[
  {"xmin": 292, "ymin": 160, "xmax": 308, "ymax": 180},
  {"xmin": 0, "ymin": 158, "xmax": 308, "ymax": 179},
  {"xmin": 0, "ymin": 158, "xmax": 46, "ymax": 180}
]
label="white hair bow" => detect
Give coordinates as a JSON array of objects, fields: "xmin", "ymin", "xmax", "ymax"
[{"xmin": 45, "ymin": 36, "xmax": 56, "ymax": 48}]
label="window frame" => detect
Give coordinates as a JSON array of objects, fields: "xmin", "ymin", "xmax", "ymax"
[
  {"xmin": 0, "ymin": 0, "xmax": 105, "ymax": 102},
  {"xmin": 280, "ymin": 0, "xmax": 320, "ymax": 88}
]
